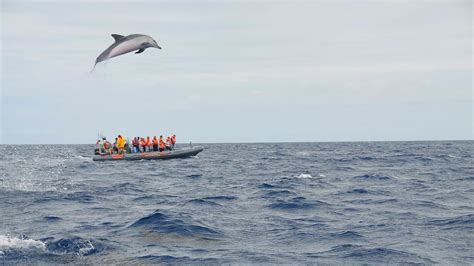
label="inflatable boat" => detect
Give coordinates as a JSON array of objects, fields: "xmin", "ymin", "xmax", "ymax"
[{"xmin": 93, "ymin": 146, "xmax": 204, "ymax": 161}]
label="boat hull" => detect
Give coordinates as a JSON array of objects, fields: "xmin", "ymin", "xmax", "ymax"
[{"xmin": 92, "ymin": 147, "xmax": 203, "ymax": 161}]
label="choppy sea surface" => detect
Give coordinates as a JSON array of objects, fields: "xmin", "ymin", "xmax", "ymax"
[{"xmin": 0, "ymin": 141, "xmax": 473, "ymax": 264}]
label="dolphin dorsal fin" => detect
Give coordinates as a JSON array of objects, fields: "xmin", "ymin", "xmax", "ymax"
[{"xmin": 111, "ymin": 34, "xmax": 124, "ymax": 42}]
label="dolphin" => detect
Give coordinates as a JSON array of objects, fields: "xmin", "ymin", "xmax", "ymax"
[{"xmin": 92, "ymin": 33, "xmax": 161, "ymax": 71}]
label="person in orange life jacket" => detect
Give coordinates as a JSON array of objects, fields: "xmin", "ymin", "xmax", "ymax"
[
  {"xmin": 140, "ymin": 137, "xmax": 147, "ymax": 153},
  {"xmin": 152, "ymin": 136, "xmax": 159, "ymax": 152},
  {"xmin": 170, "ymin": 134, "xmax": 176, "ymax": 150},
  {"xmin": 159, "ymin": 135, "xmax": 166, "ymax": 152},
  {"xmin": 145, "ymin": 136, "xmax": 152, "ymax": 152},
  {"xmin": 166, "ymin": 137, "xmax": 172, "ymax": 151}
]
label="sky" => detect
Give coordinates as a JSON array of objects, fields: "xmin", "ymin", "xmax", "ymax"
[{"xmin": 0, "ymin": 0, "xmax": 472, "ymax": 144}]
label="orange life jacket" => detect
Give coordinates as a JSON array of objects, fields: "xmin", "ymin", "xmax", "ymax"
[{"xmin": 159, "ymin": 139, "xmax": 166, "ymax": 149}]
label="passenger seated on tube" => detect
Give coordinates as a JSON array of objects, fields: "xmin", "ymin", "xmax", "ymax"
[
  {"xmin": 170, "ymin": 134, "xmax": 176, "ymax": 150},
  {"xmin": 125, "ymin": 138, "xmax": 132, "ymax": 154},
  {"xmin": 152, "ymin": 136, "xmax": 159, "ymax": 152},
  {"xmin": 140, "ymin": 137, "xmax": 146, "ymax": 152},
  {"xmin": 159, "ymin": 135, "xmax": 166, "ymax": 152},
  {"xmin": 117, "ymin": 135, "xmax": 126, "ymax": 154},
  {"xmin": 132, "ymin": 137, "xmax": 139, "ymax": 153},
  {"xmin": 95, "ymin": 137, "xmax": 113, "ymax": 155},
  {"xmin": 166, "ymin": 137, "xmax": 172, "ymax": 151},
  {"xmin": 146, "ymin": 136, "xmax": 152, "ymax": 152}
]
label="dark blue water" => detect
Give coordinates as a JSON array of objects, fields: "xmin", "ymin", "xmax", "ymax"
[{"xmin": 1, "ymin": 141, "xmax": 473, "ymax": 264}]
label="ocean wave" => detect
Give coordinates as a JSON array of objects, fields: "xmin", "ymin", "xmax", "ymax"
[
  {"xmin": 186, "ymin": 174, "xmax": 202, "ymax": 178},
  {"xmin": 353, "ymin": 174, "xmax": 392, "ymax": 180},
  {"xmin": 202, "ymin": 195, "xmax": 238, "ymax": 201},
  {"xmin": 129, "ymin": 210, "xmax": 221, "ymax": 238},
  {"xmin": 136, "ymin": 255, "xmax": 219, "ymax": 264},
  {"xmin": 0, "ymin": 235, "xmax": 46, "ymax": 255},
  {"xmin": 427, "ymin": 214, "xmax": 474, "ymax": 229},
  {"xmin": 104, "ymin": 182, "xmax": 144, "ymax": 193},
  {"xmin": 261, "ymin": 189, "xmax": 297, "ymax": 199},
  {"xmin": 267, "ymin": 197, "xmax": 329, "ymax": 211},
  {"xmin": 257, "ymin": 183, "xmax": 275, "ymax": 189},
  {"xmin": 328, "ymin": 230, "xmax": 363, "ymax": 239},
  {"xmin": 347, "ymin": 188, "xmax": 370, "ymax": 194},
  {"xmin": 0, "ymin": 235, "xmax": 103, "ymax": 259},
  {"xmin": 294, "ymin": 174, "xmax": 312, "ymax": 178},
  {"xmin": 346, "ymin": 198, "xmax": 398, "ymax": 205},
  {"xmin": 185, "ymin": 198, "xmax": 222, "ymax": 207},
  {"xmin": 43, "ymin": 216, "xmax": 63, "ymax": 221},
  {"xmin": 42, "ymin": 236, "xmax": 105, "ymax": 256},
  {"xmin": 74, "ymin": 155, "xmax": 91, "ymax": 161},
  {"xmin": 63, "ymin": 191, "xmax": 101, "ymax": 203},
  {"xmin": 318, "ymin": 244, "xmax": 434, "ymax": 263},
  {"xmin": 0, "ymin": 235, "xmax": 46, "ymax": 264}
]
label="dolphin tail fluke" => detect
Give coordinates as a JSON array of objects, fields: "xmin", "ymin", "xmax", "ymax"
[{"xmin": 90, "ymin": 62, "xmax": 98, "ymax": 73}]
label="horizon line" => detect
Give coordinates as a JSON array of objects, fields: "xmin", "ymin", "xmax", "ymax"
[{"xmin": 1, "ymin": 139, "xmax": 472, "ymax": 145}]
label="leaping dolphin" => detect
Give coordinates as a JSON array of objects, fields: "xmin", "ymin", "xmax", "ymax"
[{"xmin": 92, "ymin": 33, "xmax": 162, "ymax": 71}]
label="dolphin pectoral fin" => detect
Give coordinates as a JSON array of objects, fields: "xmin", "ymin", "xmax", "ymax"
[
  {"xmin": 135, "ymin": 48, "xmax": 145, "ymax": 54},
  {"xmin": 111, "ymin": 34, "xmax": 124, "ymax": 42}
]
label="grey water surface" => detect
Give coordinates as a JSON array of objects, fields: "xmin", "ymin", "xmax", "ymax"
[{"xmin": 0, "ymin": 141, "xmax": 473, "ymax": 264}]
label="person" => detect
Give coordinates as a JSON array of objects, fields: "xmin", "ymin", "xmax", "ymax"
[
  {"xmin": 166, "ymin": 137, "xmax": 172, "ymax": 151},
  {"xmin": 145, "ymin": 136, "xmax": 152, "ymax": 152},
  {"xmin": 152, "ymin": 136, "xmax": 159, "ymax": 152},
  {"xmin": 95, "ymin": 138, "xmax": 104, "ymax": 155},
  {"xmin": 117, "ymin": 135, "xmax": 126, "ymax": 154},
  {"xmin": 140, "ymin": 137, "xmax": 147, "ymax": 152},
  {"xmin": 125, "ymin": 138, "xmax": 131, "ymax": 153},
  {"xmin": 132, "ymin": 137, "xmax": 139, "ymax": 153},
  {"xmin": 170, "ymin": 134, "xmax": 177, "ymax": 150},
  {"xmin": 159, "ymin": 135, "xmax": 166, "ymax": 152},
  {"xmin": 113, "ymin": 138, "xmax": 118, "ymax": 154},
  {"xmin": 103, "ymin": 138, "xmax": 113, "ymax": 154}
]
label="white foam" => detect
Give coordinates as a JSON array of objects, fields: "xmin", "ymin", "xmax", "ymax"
[
  {"xmin": 75, "ymin": 155, "xmax": 91, "ymax": 161},
  {"xmin": 0, "ymin": 235, "xmax": 46, "ymax": 251},
  {"xmin": 295, "ymin": 174, "xmax": 312, "ymax": 178},
  {"xmin": 78, "ymin": 240, "xmax": 95, "ymax": 256}
]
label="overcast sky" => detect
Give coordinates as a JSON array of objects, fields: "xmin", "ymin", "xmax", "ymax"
[{"xmin": 1, "ymin": 0, "xmax": 472, "ymax": 144}]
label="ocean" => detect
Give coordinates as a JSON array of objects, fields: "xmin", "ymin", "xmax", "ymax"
[{"xmin": 0, "ymin": 141, "xmax": 473, "ymax": 264}]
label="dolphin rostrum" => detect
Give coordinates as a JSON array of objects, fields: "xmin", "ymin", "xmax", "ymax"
[{"xmin": 92, "ymin": 33, "xmax": 161, "ymax": 71}]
